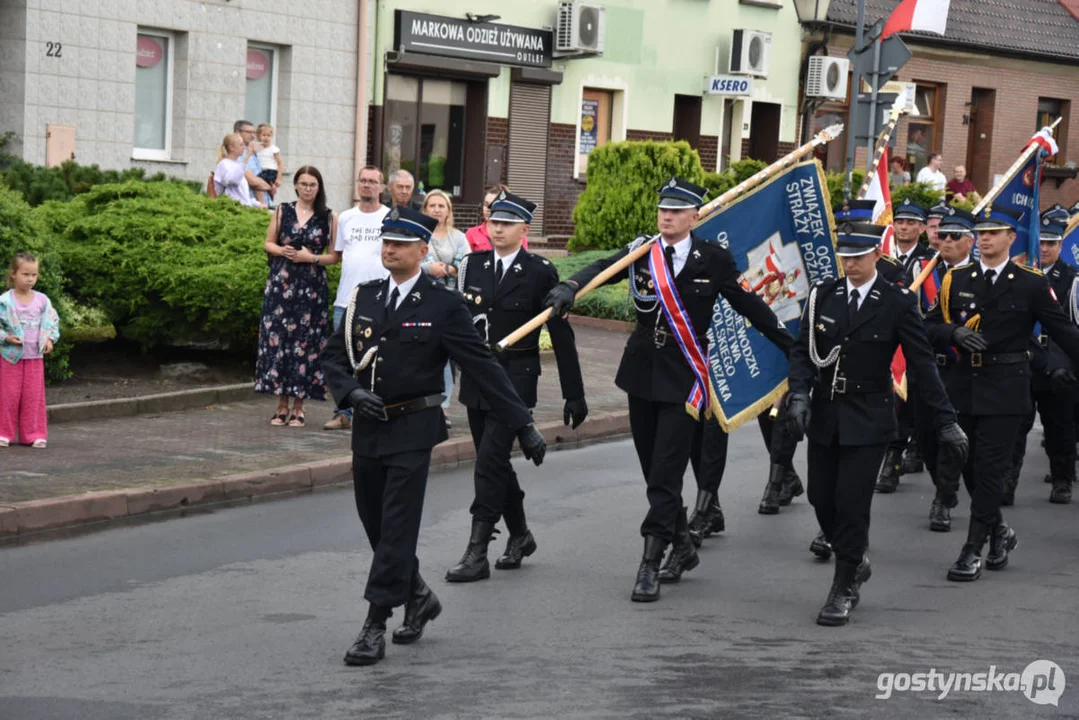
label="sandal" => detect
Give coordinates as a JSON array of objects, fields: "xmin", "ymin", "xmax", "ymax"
[
  {"xmin": 270, "ymin": 412, "xmax": 288, "ymax": 426},
  {"xmin": 0, "ymin": 437, "xmax": 9, "ymax": 447},
  {"xmin": 287, "ymin": 411, "xmax": 306, "ymax": 428},
  {"xmin": 31, "ymin": 439, "xmax": 46, "ymax": 449}
]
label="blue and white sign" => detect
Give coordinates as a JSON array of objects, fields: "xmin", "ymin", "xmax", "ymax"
[{"xmin": 704, "ymin": 75, "xmax": 753, "ymax": 96}]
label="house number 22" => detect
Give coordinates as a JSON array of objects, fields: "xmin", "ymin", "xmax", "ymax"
[{"xmin": 46, "ymin": 42, "xmax": 63, "ymax": 57}]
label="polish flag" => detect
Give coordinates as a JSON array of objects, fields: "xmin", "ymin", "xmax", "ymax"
[
  {"xmin": 882, "ymin": 0, "xmax": 951, "ymax": 38},
  {"xmin": 864, "ymin": 147, "xmax": 896, "ymax": 257}
]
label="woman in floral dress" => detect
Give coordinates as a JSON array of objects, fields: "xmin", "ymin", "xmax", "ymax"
[{"xmin": 255, "ymin": 166, "xmax": 340, "ymax": 427}]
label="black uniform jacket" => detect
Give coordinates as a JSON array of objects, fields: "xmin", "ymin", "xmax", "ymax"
[
  {"xmin": 789, "ymin": 276, "xmax": 955, "ymax": 446},
  {"xmin": 896, "ymin": 242, "xmax": 934, "ymax": 277},
  {"xmin": 925, "ymin": 260, "xmax": 1079, "ymax": 416},
  {"xmin": 323, "ymin": 272, "xmax": 533, "ymax": 457},
  {"xmin": 456, "ymin": 248, "xmax": 584, "ymax": 410},
  {"xmin": 877, "ymin": 254, "xmax": 912, "ymax": 287},
  {"xmin": 1030, "ymin": 261, "xmax": 1079, "ymax": 389},
  {"xmin": 568, "ymin": 234, "xmax": 794, "ymax": 404}
]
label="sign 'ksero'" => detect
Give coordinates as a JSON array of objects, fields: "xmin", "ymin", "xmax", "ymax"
[{"xmin": 704, "ymin": 75, "xmax": 753, "ymax": 96}]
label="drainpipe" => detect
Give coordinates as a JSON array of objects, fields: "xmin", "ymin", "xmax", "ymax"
[{"xmin": 352, "ymin": 0, "xmax": 371, "ymax": 203}]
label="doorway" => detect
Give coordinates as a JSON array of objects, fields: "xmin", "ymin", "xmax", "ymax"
[
  {"xmin": 749, "ymin": 102, "xmax": 781, "ymax": 162},
  {"xmin": 965, "ymin": 88, "xmax": 996, "ymax": 194},
  {"xmin": 672, "ymin": 94, "xmax": 702, "ymax": 149}
]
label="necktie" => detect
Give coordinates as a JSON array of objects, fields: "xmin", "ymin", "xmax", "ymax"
[
  {"xmin": 848, "ymin": 288, "xmax": 860, "ymax": 325},
  {"xmin": 984, "ymin": 268, "xmax": 997, "ymax": 286},
  {"xmin": 664, "ymin": 245, "xmax": 676, "ymax": 277},
  {"xmin": 387, "ymin": 287, "xmax": 400, "ymax": 311},
  {"xmin": 495, "ymin": 259, "xmax": 504, "ymax": 284}
]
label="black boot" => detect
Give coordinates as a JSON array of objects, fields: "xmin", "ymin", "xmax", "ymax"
[
  {"xmin": 344, "ymin": 604, "xmax": 391, "ymax": 666},
  {"xmin": 777, "ymin": 468, "xmax": 805, "ymax": 506},
  {"xmin": 758, "ymin": 465, "xmax": 784, "ymax": 515},
  {"xmin": 631, "ymin": 535, "xmax": 666, "ymax": 602},
  {"xmin": 809, "ymin": 531, "xmax": 833, "ymax": 560},
  {"xmin": 928, "ymin": 493, "xmax": 952, "ymax": 532},
  {"xmin": 875, "ymin": 448, "xmax": 903, "ymax": 493},
  {"xmin": 495, "ymin": 530, "xmax": 537, "ymax": 569},
  {"xmin": 658, "ymin": 513, "xmax": 700, "ymax": 584},
  {"xmin": 687, "ymin": 490, "xmax": 715, "ymax": 546},
  {"xmin": 947, "ymin": 518, "xmax": 991, "ymax": 581},
  {"xmin": 392, "ymin": 571, "xmax": 442, "ymax": 645},
  {"xmin": 816, "ymin": 560, "xmax": 859, "ymax": 626},
  {"xmin": 445, "ymin": 519, "xmax": 496, "ymax": 583},
  {"xmin": 986, "ymin": 521, "xmax": 1018, "ymax": 571},
  {"xmin": 705, "ymin": 496, "xmax": 726, "ymax": 534},
  {"xmin": 1048, "ymin": 455, "xmax": 1074, "ymax": 504},
  {"xmin": 900, "ymin": 440, "xmax": 924, "ymax": 475},
  {"xmin": 848, "ymin": 556, "xmax": 872, "ymax": 609}
]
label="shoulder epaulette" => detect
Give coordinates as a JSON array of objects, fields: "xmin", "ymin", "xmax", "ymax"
[
  {"xmin": 627, "ymin": 235, "xmax": 650, "ymax": 251},
  {"xmin": 1019, "ymin": 264, "xmax": 1044, "ymax": 276},
  {"xmin": 358, "ymin": 279, "xmax": 383, "ymax": 287},
  {"xmin": 881, "ymin": 255, "xmax": 900, "ymax": 266}
]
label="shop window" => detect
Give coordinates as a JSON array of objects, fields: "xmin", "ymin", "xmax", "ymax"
[
  {"xmin": 245, "ymin": 44, "xmax": 278, "ymax": 127},
  {"xmin": 578, "ymin": 88, "xmax": 614, "ymax": 176},
  {"xmin": 906, "ymin": 83, "xmax": 944, "ymax": 177},
  {"xmin": 1036, "ymin": 97, "xmax": 1070, "ymax": 164},
  {"xmin": 382, "ymin": 75, "xmax": 466, "ymax": 196},
  {"xmin": 133, "ymin": 30, "xmax": 173, "ymax": 160}
]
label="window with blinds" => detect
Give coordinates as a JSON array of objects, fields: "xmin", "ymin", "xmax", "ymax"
[{"xmin": 507, "ymin": 82, "xmax": 551, "ymax": 233}]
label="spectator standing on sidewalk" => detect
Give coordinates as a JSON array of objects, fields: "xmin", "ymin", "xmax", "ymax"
[
  {"xmin": 254, "ymin": 124, "xmax": 285, "ymax": 206},
  {"xmin": 946, "ymin": 165, "xmax": 978, "ymax": 203},
  {"xmin": 256, "ymin": 166, "xmax": 340, "ymax": 428},
  {"xmin": 465, "ymin": 185, "xmax": 529, "ymax": 252},
  {"xmin": 385, "ymin": 170, "xmax": 422, "ymax": 211},
  {"xmin": 234, "ymin": 120, "xmax": 274, "ymax": 201},
  {"xmin": 213, "ymin": 134, "xmax": 265, "ymax": 208},
  {"xmin": 916, "ymin": 153, "xmax": 947, "ymax": 193},
  {"xmin": 324, "ymin": 166, "xmax": 390, "ymax": 431},
  {"xmin": 889, "ymin": 157, "xmax": 910, "ymax": 188}
]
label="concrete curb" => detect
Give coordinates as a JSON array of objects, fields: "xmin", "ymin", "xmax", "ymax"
[
  {"xmin": 47, "ymin": 383, "xmax": 256, "ymax": 424},
  {"xmin": 1, "ymin": 411, "xmax": 630, "ymax": 540}
]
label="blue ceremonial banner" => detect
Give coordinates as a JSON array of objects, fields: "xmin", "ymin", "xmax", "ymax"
[
  {"xmin": 694, "ymin": 160, "xmax": 839, "ymax": 431},
  {"xmin": 997, "ymin": 151, "xmax": 1044, "ymax": 267},
  {"xmin": 1064, "ymin": 216, "xmax": 1079, "ymax": 269}
]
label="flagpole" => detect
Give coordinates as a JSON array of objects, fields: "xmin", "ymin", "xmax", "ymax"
[
  {"xmin": 494, "ymin": 124, "xmax": 845, "ymax": 351},
  {"xmin": 908, "ymin": 117, "xmax": 1064, "ymax": 292},
  {"xmin": 856, "ymin": 100, "xmax": 905, "ymax": 199}
]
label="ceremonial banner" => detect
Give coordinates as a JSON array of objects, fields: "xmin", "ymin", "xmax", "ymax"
[
  {"xmin": 694, "ymin": 160, "xmax": 839, "ymax": 431},
  {"xmin": 998, "ymin": 129, "xmax": 1057, "ymax": 267},
  {"xmin": 1063, "ymin": 214, "xmax": 1079, "ymax": 268}
]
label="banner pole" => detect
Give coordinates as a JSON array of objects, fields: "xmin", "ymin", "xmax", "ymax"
[{"xmin": 856, "ymin": 100, "xmax": 905, "ymax": 200}]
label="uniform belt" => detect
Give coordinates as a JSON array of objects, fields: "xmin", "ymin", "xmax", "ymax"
[
  {"xmin": 635, "ymin": 326, "xmax": 708, "ymax": 349},
  {"xmin": 959, "ymin": 351, "xmax": 1031, "ymax": 368},
  {"xmin": 824, "ymin": 374, "xmax": 891, "ymax": 395},
  {"xmin": 380, "ymin": 393, "xmax": 446, "ymax": 421},
  {"xmin": 935, "ymin": 353, "xmax": 955, "ymax": 367},
  {"xmin": 1038, "ymin": 334, "xmax": 1049, "ymax": 347}
]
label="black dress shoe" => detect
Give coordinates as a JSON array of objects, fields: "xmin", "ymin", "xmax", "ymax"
[
  {"xmin": 631, "ymin": 535, "xmax": 666, "ymax": 602},
  {"xmin": 986, "ymin": 523, "xmax": 1017, "ymax": 571},
  {"xmin": 816, "ymin": 560, "xmax": 859, "ymax": 627},
  {"xmin": 777, "ymin": 468, "xmax": 804, "ymax": 506},
  {"xmin": 758, "ymin": 465, "xmax": 783, "ymax": 515},
  {"xmin": 875, "ymin": 448, "xmax": 902, "ymax": 493},
  {"xmin": 658, "ymin": 530, "xmax": 700, "ymax": 584},
  {"xmin": 809, "ymin": 531, "xmax": 833, "ymax": 560},
  {"xmin": 929, "ymin": 497, "xmax": 951, "ymax": 532},
  {"xmin": 392, "ymin": 575, "xmax": 442, "ymax": 645},
  {"xmin": 495, "ymin": 530, "xmax": 538, "ymax": 570},
  {"xmin": 947, "ymin": 519, "xmax": 990, "ymax": 582},
  {"xmin": 687, "ymin": 490, "xmax": 715, "ymax": 546},
  {"xmin": 446, "ymin": 519, "xmax": 496, "ymax": 583}
]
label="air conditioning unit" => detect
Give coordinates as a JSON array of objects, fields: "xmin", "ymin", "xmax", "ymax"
[
  {"xmin": 805, "ymin": 56, "xmax": 850, "ymax": 100},
  {"xmin": 729, "ymin": 29, "xmax": 771, "ymax": 77},
  {"xmin": 556, "ymin": 1, "xmax": 606, "ymax": 56}
]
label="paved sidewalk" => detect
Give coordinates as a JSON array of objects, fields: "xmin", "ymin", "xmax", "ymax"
[{"xmin": 0, "ymin": 325, "xmax": 631, "ymax": 505}]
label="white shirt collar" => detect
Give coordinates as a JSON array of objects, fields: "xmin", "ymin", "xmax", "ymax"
[
  {"xmin": 387, "ymin": 270, "xmax": 422, "ymax": 307},
  {"xmin": 979, "ymin": 257, "xmax": 1009, "ymax": 277},
  {"xmin": 1044, "ymin": 262, "xmax": 1056, "ymax": 274},
  {"xmin": 845, "ymin": 272, "xmax": 878, "ymax": 308},
  {"xmin": 661, "ymin": 234, "xmax": 692, "ymax": 259},
  {"xmin": 493, "ymin": 246, "xmax": 522, "ymax": 276}
]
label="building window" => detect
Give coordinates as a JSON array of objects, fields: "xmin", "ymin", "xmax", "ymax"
[
  {"xmin": 906, "ymin": 83, "xmax": 943, "ymax": 177},
  {"xmin": 1036, "ymin": 97, "xmax": 1070, "ymax": 164},
  {"xmin": 382, "ymin": 75, "xmax": 467, "ymax": 196},
  {"xmin": 245, "ymin": 44, "xmax": 278, "ymax": 127},
  {"xmin": 578, "ymin": 88, "xmax": 614, "ymax": 176},
  {"xmin": 133, "ymin": 30, "xmax": 173, "ymax": 160}
]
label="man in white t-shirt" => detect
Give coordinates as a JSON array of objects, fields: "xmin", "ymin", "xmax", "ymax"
[
  {"xmin": 915, "ymin": 152, "xmax": 947, "ymax": 192},
  {"xmin": 325, "ymin": 166, "xmax": 391, "ymax": 430}
]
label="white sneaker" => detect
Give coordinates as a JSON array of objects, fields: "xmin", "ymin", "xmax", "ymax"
[{"xmin": 31, "ymin": 439, "xmax": 46, "ymax": 449}]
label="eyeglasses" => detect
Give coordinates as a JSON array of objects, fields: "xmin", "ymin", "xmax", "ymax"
[
  {"xmin": 296, "ymin": 182, "xmax": 319, "ymax": 190},
  {"xmin": 938, "ymin": 231, "xmax": 970, "ymax": 242}
]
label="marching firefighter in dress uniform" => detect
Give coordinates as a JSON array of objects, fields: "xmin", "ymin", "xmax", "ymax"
[
  {"xmin": 543, "ymin": 177, "xmax": 794, "ymax": 602},
  {"xmin": 925, "ymin": 203, "xmax": 1079, "ymax": 582},
  {"xmin": 787, "ymin": 222, "xmax": 966, "ymax": 626},
  {"xmin": 876, "ymin": 200, "xmax": 935, "ymax": 493},
  {"xmin": 323, "ymin": 206, "xmax": 547, "ymax": 667},
  {"xmin": 1009, "ymin": 210, "xmax": 1079, "ymax": 505},
  {"xmin": 445, "ymin": 190, "xmax": 588, "ymax": 582},
  {"xmin": 923, "ymin": 208, "xmax": 977, "ymax": 532}
]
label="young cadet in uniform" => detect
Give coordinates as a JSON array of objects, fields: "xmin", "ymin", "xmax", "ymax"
[
  {"xmin": 1009, "ymin": 213, "xmax": 1079, "ymax": 505},
  {"xmin": 446, "ymin": 191, "xmax": 587, "ymax": 582},
  {"xmin": 323, "ymin": 206, "xmax": 546, "ymax": 667},
  {"xmin": 787, "ymin": 222, "xmax": 966, "ymax": 626},
  {"xmin": 544, "ymin": 177, "xmax": 794, "ymax": 602},
  {"xmin": 876, "ymin": 200, "xmax": 934, "ymax": 493},
  {"xmin": 924, "ymin": 209, "xmax": 977, "ymax": 532},
  {"xmin": 926, "ymin": 203, "xmax": 1079, "ymax": 582}
]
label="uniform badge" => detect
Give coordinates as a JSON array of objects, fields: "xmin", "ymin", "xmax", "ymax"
[
  {"xmin": 364, "ymin": 327, "xmax": 372, "ymax": 338},
  {"xmin": 959, "ymin": 311, "xmax": 968, "ymax": 321},
  {"xmin": 816, "ymin": 323, "xmax": 826, "ymax": 331},
  {"xmin": 484, "ymin": 260, "xmax": 491, "ymax": 269},
  {"xmin": 389, "ymin": 207, "xmax": 400, "ymax": 221},
  {"xmin": 411, "ymin": 291, "xmax": 422, "ymax": 301},
  {"xmin": 692, "ymin": 249, "xmax": 701, "ymax": 259},
  {"xmin": 969, "ymin": 302, "xmax": 976, "ymax": 309},
  {"xmin": 668, "ymin": 179, "xmax": 677, "ymax": 188},
  {"xmin": 648, "ymin": 280, "xmax": 654, "ymax": 289},
  {"xmin": 513, "ymin": 263, "xmax": 522, "ymax": 273},
  {"xmin": 475, "ymin": 295, "xmax": 483, "ymax": 304},
  {"xmin": 1007, "ymin": 273, "xmax": 1014, "ymax": 280},
  {"xmin": 356, "ymin": 340, "xmax": 364, "ymax": 352},
  {"xmin": 971, "ymin": 272, "xmax": 978, "ymax": 278}
]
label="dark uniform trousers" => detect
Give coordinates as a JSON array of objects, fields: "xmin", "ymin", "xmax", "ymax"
[
  {"xmin": 884, "ymin": 248, "xmax": 929, "ymax": 457},
  {"xmin": 322, "ymin": 273, "xmax": 533, "ymax": 608},
  {"xmin": 790, "ymin": 277, "xmax": 955, "ymax": 565},
  {"xmin": 926, "ymin": 261, "xmax": 1079, "ymax": 524},
  {"xmin": 569, "ymin": 235, "xmax": 793, "ymax": 541},
  {"xmin": 457, "ymin": 249, "xmax": 584, "ymax": 530},
  {"xmin": 690, "ymin": 412, "xmax": 776, "ymax": 494}
]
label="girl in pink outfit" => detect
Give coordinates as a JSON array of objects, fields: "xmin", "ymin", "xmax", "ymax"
[{"xmin": 0, "ymin": 253, "xmax": 60, "ymax": 448}]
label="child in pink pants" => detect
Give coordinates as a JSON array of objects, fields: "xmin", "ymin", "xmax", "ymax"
[{"xmin": 0, "ymin": 252, "xmax": 60, "ymax": 448}]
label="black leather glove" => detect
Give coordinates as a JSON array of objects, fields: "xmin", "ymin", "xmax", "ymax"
[
  {"xmin": 787, "ymin": 392, "xmax": 811, "ymax": 438},
  {"xmin": 1050, "ymin": 367, "xmax": 1078, "ymax": 392},
  {"xmin": 563, "ymin": 397, "xmax": 588, "ymax": 430},
  {"xmin": 345, "ymin": 388, "xmax": 385, "ymax": 421},
  {"xmin": 517, "ymin": 424, "xmax": 547, "ymax": 466},
  {"xmin": 543, "ymin": 281, "xmax": 578, "ymax": 318},
  {"xmin": 952, "ymin": 326, "xmax": 989, "ymax": 352},
  {"xmin": 937, "ymin": 421, "xmax": 969, "ymax": 466}
]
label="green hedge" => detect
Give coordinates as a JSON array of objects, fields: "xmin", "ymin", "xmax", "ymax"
[{"xmin": 549, "ymin": 251, "xmax": 635, "ymax": 323}]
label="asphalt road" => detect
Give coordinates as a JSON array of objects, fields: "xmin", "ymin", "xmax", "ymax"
[{"xmin": 2, "ymin": 432, "xmax": 1078, "ymax": 719}]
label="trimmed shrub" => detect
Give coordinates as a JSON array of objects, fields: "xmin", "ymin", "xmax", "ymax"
[
  {"xmin": 549, "ymin": 250, "xmax": 635, "ymax": 323},
  {"xmin": 891, "ymin": 181, "xmax": 946, "ymax": 209}
]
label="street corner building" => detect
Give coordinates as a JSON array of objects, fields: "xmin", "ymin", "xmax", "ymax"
[{"xmin": 802, "ymin": 0, "xmax": 1079, "ymax": 209}]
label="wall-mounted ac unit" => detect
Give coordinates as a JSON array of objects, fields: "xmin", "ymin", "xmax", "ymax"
[
  {"xmin": 806, "ymin": 56, "xmax": 850, "ymax": 100},
  {"xmin": 729, "ymin": 29, "xmax": 771, "ymax": 78},
  {"xmin": 556, "ymin": 1, "xmax": 606, "ymax": 56}
]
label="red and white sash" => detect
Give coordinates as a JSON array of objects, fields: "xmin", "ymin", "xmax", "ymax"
[{"xmin": 648, "ymin": 241, "xmax": 710, "ymax": 415}]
